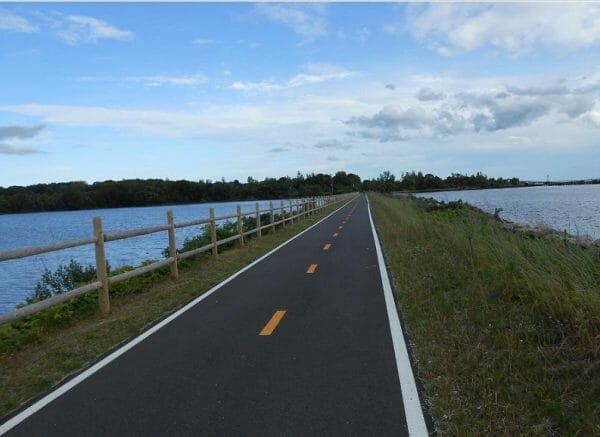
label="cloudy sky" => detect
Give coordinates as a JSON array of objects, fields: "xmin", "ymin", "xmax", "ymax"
[{"xmin": 1, "ymin": 3, "xmax": 600, "ymax": 186}]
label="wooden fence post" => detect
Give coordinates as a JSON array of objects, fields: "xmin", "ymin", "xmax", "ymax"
[
  {"xmin": 210, "ymin": 207, "xmax": 218, "ymax": 259},
  {"xmin": 289, "ymin": 200, "xmax": 294, "ymax": 224},
  {"xmin": 237, "ymin": 204, "xmax": 244, "ymax": 247},
  {"xmin": 93, "ymin": 217, "xmax": 110, "ymax": 315},
  {"xmin": 270, "ymin": 201, "xmax": 275, "ymax": 232},
  {"xmin": 255, "ymin": 202, "xmax": 262, "ymax": 238},
  {"xmin": 296, "ymin": 199, "xmax": 301, "ymax": 220},
  {"xmin": 280, "ymin": 201, "xmax": 285, "ymax": 228},
  {"xmin": 167, "ymin": 210, "xmax": 178, "ymax": 280}
]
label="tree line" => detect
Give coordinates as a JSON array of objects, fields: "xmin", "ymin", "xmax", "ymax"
[
  {"xmin": 0, "ymin": 170, "xmax": 524, "ymax": 214},
  {"xmin": 362, "ymin": 171, "xmax": 522, "ymax": 193},
  {"xmin": 0, "ymin": 172, "xmax": 361, "ymax": 213}
]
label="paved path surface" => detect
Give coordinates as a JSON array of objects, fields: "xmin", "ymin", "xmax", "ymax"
[{"xmin": 2, "ymin": 194, "xmax": 422, "ymax": 436}]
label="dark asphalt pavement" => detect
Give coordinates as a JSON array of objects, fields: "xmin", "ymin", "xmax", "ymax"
[{"xmin": 4, "ymin": 194, "xmax": 410, "ymax": 436}]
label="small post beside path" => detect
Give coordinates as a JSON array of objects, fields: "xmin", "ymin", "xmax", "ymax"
[
  {"xmin": 210, "ymin": 207, "xmax": 218, "ymax": 259},
  {"xmin": 237, "ymin": 204, "xmax": 244, "ymax": 247},
  {"xmin": 270, "ymin": 201, "xmax": 275, "ymax": 233},
  {"xmin": 289, "ymin": 200, "xmax": 294, "ymax": 224},
  {"xmin": 280, "ymin": 201, "xmax": 285, "ymax": 228},
  {"xmin": 255, "ymin": 202, "xmax": 262, "ymax": 238},
  {"xmin": 167, "ymin": 210, "xmax": 179, "ymax": 280},
  {"xmin": 93, "ymin": 217, "xmax": 110, "ymax": 315}
]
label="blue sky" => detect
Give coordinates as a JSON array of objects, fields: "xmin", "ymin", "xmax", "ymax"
[{"xmin": 1, "ymin": 3, "xmax": 600, "ymax": 186}]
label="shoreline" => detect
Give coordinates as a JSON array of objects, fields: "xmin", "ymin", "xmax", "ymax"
[
  {"xmin": 413, "ymin": 196, "xmax": 600, "ymax": 248},
  {"xmin": 394, "ymin": 180, "xmax": 600, "ymax": 195}
]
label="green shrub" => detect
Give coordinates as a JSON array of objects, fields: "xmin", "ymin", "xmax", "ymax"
[
  {"xmin": 163, "ymin": 214, "xmax": 281, "ymax": 258},
  {"xmin": 26, "ymin": 260, "xmax": 100, "ymax": 304}
]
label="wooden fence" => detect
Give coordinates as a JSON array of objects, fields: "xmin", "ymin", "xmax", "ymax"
[{"xmin": 0, "ymin": 194, "xmax": 354, "ymax": 326}]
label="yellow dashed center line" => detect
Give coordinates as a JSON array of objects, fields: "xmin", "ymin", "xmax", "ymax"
[
  {"xmin": 323, "ymin": 243, "xmax": 331, "ymax": 251},
  {"xmin": 306, "ymin": 263, "xmax": 318, "ymax": 274},
  {"xmin": 259, "ymin": 310, "xmax": 286, "ymax": 336}
]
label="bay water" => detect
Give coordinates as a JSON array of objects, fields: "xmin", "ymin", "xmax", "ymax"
[
  {"xmin": 415, "ymin": 185, "xmax": 600, "ymax": 240},
  {"xmin": 0, "ymin": 199, "xmax": 290, "ymax": 314}
]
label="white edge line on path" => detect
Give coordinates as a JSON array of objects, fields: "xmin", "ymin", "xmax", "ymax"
[
  {"xmin": 366, "ymin": 194, "xmax": 429, "ymax": 437},
  {"xmin": 0, "ymin": 197, "xmax": 356, "ymax": 435}
]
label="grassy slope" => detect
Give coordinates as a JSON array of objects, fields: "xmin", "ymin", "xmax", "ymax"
[
  {"xmin": 369, "ymin": 192, "xmax": 599, "ymax": 435},
  {"xmin": 0, "ymin": 202, "xmax": 345, "ymax": 419}
]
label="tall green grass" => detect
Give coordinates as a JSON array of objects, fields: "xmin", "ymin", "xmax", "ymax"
[{"xmin": 369, "ymin": 192, "xmax": 599, "ymax": 435}]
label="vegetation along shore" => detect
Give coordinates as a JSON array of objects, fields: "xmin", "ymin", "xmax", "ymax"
[{"xmin": 369, "ymin": 192, "xmax": 599, "ymax": 434}]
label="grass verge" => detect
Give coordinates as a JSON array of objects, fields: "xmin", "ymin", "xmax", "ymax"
[
  {"xmin": 369, "ymin": 192, "xmax": 599, "ymax": 435},
  {"xmin": 0, "ymin": 202, "xmax": 345, "ymax": 419}
]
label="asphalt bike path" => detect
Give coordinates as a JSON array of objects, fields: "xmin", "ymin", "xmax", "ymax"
[{"xmin": 2, "ymin": 194, "xmax": 422, "ymax": 436}]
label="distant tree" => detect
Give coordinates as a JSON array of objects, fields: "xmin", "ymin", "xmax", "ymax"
[{"xmin": 377, "ymin": 171, "xmax": 397, "ymax": 193}]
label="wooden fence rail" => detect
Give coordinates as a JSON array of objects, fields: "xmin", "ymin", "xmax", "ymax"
[{"xmin": 0, "ymin": 194, "xmax": 354, "ymax": 326}]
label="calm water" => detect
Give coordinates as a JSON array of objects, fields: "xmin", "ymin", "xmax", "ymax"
[
  {"xmin": 416, "ymin": 185, "xmax": 600, "ymax": 240},
  {"xmin": 0, "ymin": 199, "xmax": 293, "ymax": 315}
]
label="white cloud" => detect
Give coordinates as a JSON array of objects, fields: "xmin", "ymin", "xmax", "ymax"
[
  {"xmin": 0, "ymin": 103, "xmax": 319, "ymax": 141},
  {"xmin": 508, "ymin": 136, "xmax": 532, "ymax": 145},
  {"xmin": 356, "ymin": 27, "xmax": 370, "ymax": 42},
  {"xmin": 132, "ymin": 74, "xmax": 206, "ymax": 87},
  {"xmin": 288, "ymin": 63, "xmax": 356, "ymax": 86},
  {"xmin": 0, "ymin": 95, "xmax": 365, "ymax": 151},
  {"xmin": 345, "ymin": 77, "xmax": 600, "ymax": 142},
  {"xmin": 0, "ymin": 9, "xmax": 38, "ymax": 33},
  {"xmin": 3, "ymin": 72, "xmax": 600, "ymax": 162},
  {"xmin": 57, "ymin": 15, "xmax": 133, "ymax": 44},
  {"xmin": 77, "ymin": 74, "xmax": 207, "ymax": 87},
  {"xmin": 406, "ymin": 4, "xmax": 600, "ymax": 55},
  {"xmin": 0, "ymin": 145, "xmax": 43, "ymax": 155},
  {"xmin": 230, "ymin": 63, "xmax": 356, "ymax": 93},
  {"xmin": 583, "ymin": 110, "xmax": 600, "ymax": 127},
  {"xmin": 230, "ymin": 81, "xmax": 283, "ymax": 92},
  {"xmin": 255, "ymin": 4, "xmax": 327, "ymax": 43},
  {"xmin": 192, "ymin": 38, "xmax": 217, "ymax": 46},
  {"xmin": 417, "ymin": 87, "xmax": 446, "ymax": 101},
  {"xmin": 314, "ymin": 139, "xmax": 351, "ymax": 150}
]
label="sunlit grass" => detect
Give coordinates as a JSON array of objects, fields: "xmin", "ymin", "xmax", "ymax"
[{"xmin": 369, "ymin": 192, "xmax": 599, "ymax": 435}]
